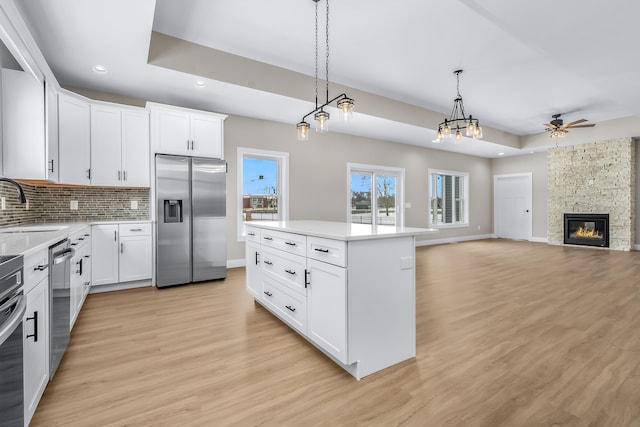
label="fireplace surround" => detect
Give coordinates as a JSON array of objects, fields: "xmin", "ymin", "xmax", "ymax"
[{"xmin": 564, "ymin": 213, "xmax": 609, "ymax": 248}]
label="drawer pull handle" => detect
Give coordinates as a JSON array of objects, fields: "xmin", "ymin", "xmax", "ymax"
[
  {"xmin": 71, "ymin": 243, "xmax": 78, "ymax": 246},
  {"xmin": 263, "ymin": 236, "xmax": 273, "ymax": 241},
  {"xmin": 78, "ymin": 237, "xmax": 85, "ymax": 241},
  {"xmin": 247, "ymin": 232, "xmax": 255, "ymax": 236},
  {"xmin": 26, "ymin": 311, "xmax": 38, "ymax": 342},
  {"xmin": 263, "ymin": 260, "xmax": 273, "ymax": 266},
  {"xmin": 84, "ymin": 281, "xmax": 91, "ymax": 286},
  {"xmin": 285, "ymin": 305, "xmax": 296, "ymax": 312},
  {"xmin": 285, "ymin": 241, "xmax": 297, "ymax": 246},
  {"xmin": 130, "ymin": 228, "xmax": 143, "ymax": 231},
  {"xmin": 314, "ymin": 248, "xmax": 329, "ymax": 253},
  {"xmin": 285, "ymin": 269, "xmax": 296, "ymax": 275},
  {"xmin": 33, "ymin": 265, "xmax": 48, "ymax": 271},
  {"xmin": 84, "ymin": 255, "xmax": 91, "ymax": 258},
  {"xmin": 264, "ymin": 291, "xmax": 273, "ymax": 297},
  {"xmin": 84, "ymin": 233, "xmax": 90, "ymax": 237}
]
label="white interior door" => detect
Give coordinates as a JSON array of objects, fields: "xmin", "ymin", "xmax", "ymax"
[{"xmin": 494, "ymin": 173, "xmax": 532, "ymax": 240}]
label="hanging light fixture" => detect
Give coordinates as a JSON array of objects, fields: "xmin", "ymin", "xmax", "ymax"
[
  {"xmin": 296, "ymin": 0, "xmax": 355, "ymax": 141},
  {"xmin": 435, "ymin": 70, "xmax": 482, "ymax": 143}
]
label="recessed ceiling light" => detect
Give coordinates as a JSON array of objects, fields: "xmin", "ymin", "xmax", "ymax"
[
  {"xmin": 498, "ymin": 152, "xmax": 505, "ymax": 156},
  {"xmin": 93, "ymin": 65, "xmax": 107, "ymax": 74},
  {"xmin": 194, "ymin": 80, "xmax": 206, "ymax": 87}
]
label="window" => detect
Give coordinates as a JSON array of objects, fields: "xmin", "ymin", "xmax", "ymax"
[
  {"xmin": 429, "ymin": 169, "xmax": 469, "ymax": 227},
  {"xmin": 237, "ymin": 148, "xmax": 289, "ymax": 240},
  {"xmin": 348, "ymin": 163, "xmax": 404, "ymax": 227}
]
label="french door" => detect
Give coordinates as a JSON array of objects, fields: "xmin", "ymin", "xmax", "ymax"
[{"xmin": 348, "ymin": 164, "xmax": 404, "ymax": 227}]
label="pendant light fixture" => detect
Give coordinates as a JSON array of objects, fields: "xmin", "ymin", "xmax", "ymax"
[
  {"xmin": 435, "ymin": 70, "xmax": 483, "ymax": 143},
  {"xmin": 296, "ymin": 0, "xmax": 355, "ymax": 141}
]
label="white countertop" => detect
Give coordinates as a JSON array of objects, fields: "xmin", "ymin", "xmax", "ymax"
[
  {"xmin": 0, "ymin": 220, "xmax": 151, "ymax": 256},
  {"xmin": 247, "ymin": 220, "xmax": 438, "ymax": 241}
]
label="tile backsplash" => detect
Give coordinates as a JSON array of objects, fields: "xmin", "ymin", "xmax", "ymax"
[{"xmin": 0, "ymin": 181, "xmax": 150, "ymax": 227}]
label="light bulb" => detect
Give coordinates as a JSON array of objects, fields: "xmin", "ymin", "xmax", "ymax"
[
  {"xmin": 474, "ymin": 125, "xmax": 483, "ymax": 139},
  {"xmin": 466, "ymin": 121, "xmax": 475, "ymax": 137},
  {"xmin": 455, "ymin": 129, "xmax": 462, "ymax": 142},
  {"xmin": 297, "ymin": 122, "xmax": 310, "ymax": 141},
  {"xmin": 315, "ymin": 110, "xmax": 329, "ymax": 133},
  {"xmin": 337, "ymin": 97, "xmax": 354, "ymax": 121},
  {"xmin": 443, "ymin": 123, "xmax": 451, "ymax": 137},
  {"xmin": 436, "ymin": 129, "xmax": 443, "ymax": 142}
]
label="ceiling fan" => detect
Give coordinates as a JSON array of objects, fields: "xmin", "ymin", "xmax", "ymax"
[{"xmin": 544, "ymin": 114, "xmax": 595, "ymax": 138}]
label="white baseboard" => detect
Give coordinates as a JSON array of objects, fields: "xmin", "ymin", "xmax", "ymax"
[
  {"xmin": 228, "ymin": 258, "xmax": 245, "ymax": 268},
  {"xmin": 415, "ymin": 234, "xmax": 494, "ymax": 247},
  {"xmin": 530, "ymin": 237, "xmax": 548, "ymax": 243},
  {"xmin": 89, "ymin": 280, "xmax": 151, "ymax": 294}
]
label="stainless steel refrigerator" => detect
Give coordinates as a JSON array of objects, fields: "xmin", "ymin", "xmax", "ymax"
[{"xmin": 156, "ymin": 154, "xmax": 227, "ymax": 287}]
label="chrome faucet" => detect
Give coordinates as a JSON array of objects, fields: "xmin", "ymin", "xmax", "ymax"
[{"xmin": 0, "ymin": 177, "xmax": 27, "ymax": 203}]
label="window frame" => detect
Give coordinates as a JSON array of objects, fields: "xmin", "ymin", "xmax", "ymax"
[
  {"xmin": 428, "ymin": 168, "xmax": 469, "ymax": 228},
  {"xmin": 237, "ymin": 147, "xmax": 289, "ymax": 241},
  {"xmin": 347, "ymin": 163, "xmax": 405, "ymax": 227}
]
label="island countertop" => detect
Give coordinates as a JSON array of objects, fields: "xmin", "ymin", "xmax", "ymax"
[{"xmin": 247, "ymin": 220, "xmax": 437, "ymax": 241}]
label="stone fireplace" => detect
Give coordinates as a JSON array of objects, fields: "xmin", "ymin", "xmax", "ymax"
[
  {"xmin": 548, "ymin": 138, "xmax": 635, "ymax": 251},
  {"xmin": 564, "ymin": 213, "xmax": 609, "ymax": 248}
]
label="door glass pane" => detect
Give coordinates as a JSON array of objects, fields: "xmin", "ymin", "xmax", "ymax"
[
  {"xmin": 376, "ymin": 175, "xmax": 396, "ymax": 225},
  {"xmin": 242, "ymin": 157, "xmax": 278, "ymax": 222},
  {"xmin": 351, "ymin": 173, "xmax": 372, "ymax": 224}
]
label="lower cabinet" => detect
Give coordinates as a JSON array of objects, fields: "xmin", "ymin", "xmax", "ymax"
[
  {"xmin": 245, "ymin": 240, "xmax": 262, "ymax": 299},
  {"xmin": 23, "ymin": 275, "xmax": 49, "ymax": 426},
  {"xmin": 70, "ymin": 227, "xmax": 91, "ymax": 328},
  {"xmin": 91, "ymin": 222, "xmax": 152, "ymax": 287}
]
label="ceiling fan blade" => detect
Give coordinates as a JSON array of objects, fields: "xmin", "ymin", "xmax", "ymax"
[
  {"xmin": 543, "ymin": 123, "xmax": 558, "ymax": 129},
  {"xmin": 567, "ymin": 124, "xmax": 596, "ymax": 128},
  {"xmin": 564, "ymin": 119, "xmax": 587, "ymax": 127}
]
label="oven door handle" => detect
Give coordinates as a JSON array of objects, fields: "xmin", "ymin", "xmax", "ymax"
[
  {"xmin": 0, "ymin": 294, "xmax": 26, "ymax": 347},
  {"xmin": 53, "ymin": 248, "xmax": 75, "ymax": 264}
]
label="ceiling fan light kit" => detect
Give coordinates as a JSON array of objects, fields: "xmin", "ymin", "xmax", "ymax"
[
  {"xmin": 544, "ymin": 113, "xmax": 595, "ymax": 139},
  {"xmin": 296, "ymin": 0, "xmax": 355, "ymax": 141},
  {"xmin": 435, "ymin": 70, "xmax": 483, "ymax": 143}
]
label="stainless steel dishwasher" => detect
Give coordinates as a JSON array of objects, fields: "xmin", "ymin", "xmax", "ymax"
[
  {"xmin": 49, "ymin": 239, "xmax": 74, "ymax": 378},
  {"xmin": 0, "ymin": 254, "xmax": 25, "ymax": 427}
]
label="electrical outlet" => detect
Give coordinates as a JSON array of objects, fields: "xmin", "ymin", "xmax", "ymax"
[
  {"xmin": 70, "ymin": 200, "xmax": 78, "ymax": 210},
  {"xmin": 130, "ymin": 200, "xmax": 138, "ymax": 210},
  {"xmin": 400, "ymin": 256, "xmax": 414, "ymax": 270},
  {"xmin": 1, "ymin": 197, "xmax": 5, "ymax": 210},
  {"xmin": 405, "ymin": 202, "xmax": 412, "ymax": 208}
]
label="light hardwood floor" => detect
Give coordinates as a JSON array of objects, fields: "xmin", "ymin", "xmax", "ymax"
[{"xmin": 31, "ymin": 240, "xmax": 640, "ymax": 426}]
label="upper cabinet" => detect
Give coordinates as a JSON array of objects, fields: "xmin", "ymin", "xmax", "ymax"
[
  {"xmin": 1, "ymin": 68, "xmax": 47, "ymax": 180},
  {"xmin": 90, "ymin": 104, "xmax": 149, "ymax": 187},
  {"xmin": 58, "ymin": 92, "xmax": 91, "ymax": 185},
  {"xmin": 45, "ymin": 81, "xmax": 59, "ymax": 182},
  {"xmin": 148, "ymin": 102, "xmax": 226, "ymax": 159}
]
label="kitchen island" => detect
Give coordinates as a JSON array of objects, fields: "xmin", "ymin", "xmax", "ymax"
[{"xmin": 245, "ymin": 220, "xmax": 437, "ymax": 380}]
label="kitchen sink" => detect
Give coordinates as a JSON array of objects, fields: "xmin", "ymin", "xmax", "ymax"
[{"xmin": 0, "ymin": 225, "xmax": 69, "ymax": 233}]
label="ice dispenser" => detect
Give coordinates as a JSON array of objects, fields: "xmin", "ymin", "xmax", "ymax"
[{"xmin": 164, "ymin": 200, "xmax": 183, "ymax": 223}]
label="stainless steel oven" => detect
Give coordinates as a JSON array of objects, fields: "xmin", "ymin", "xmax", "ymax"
[
  {"xmin": 0, "ymin": 254, "xmax": 25, "ymax": 427},
  {"xmin": 49, "ymin": 239, "xmax": 74, "ymax": 378}
]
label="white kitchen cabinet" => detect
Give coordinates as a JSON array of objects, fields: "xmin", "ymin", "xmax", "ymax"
[
  {"xmin": 91, "ymin": 223, "xmax": 152, "ymax": 287},
  {"xmin": 58, "ymin": 92, "xmax": 91, "ymax": 185},
  {"xmin": 23, "ymin": 247, "xmax": 49, "ymax": 427},
  {"xmin": 1, "ymin": 68, "xmax": 46, "ymax": 180},
  {"xmin": 69, "ymin": 227, "xmax": 91, "ymax": 328},
  {"xmin": 90, "ymin": 105, "xmax": 150, "ymax": 187},
  {"xmin": 45, "ymin": 81, "xmax": 59, "ymax": 182},
  {"xmin": 306, "ymin": 258, "xmax": 347, "ymax": 363},
  {"xmin": 91, "ymin": 224, "xmax": 119, "ymax": 286},
  {"xmin": 245, "ymin": 238, "xmax": 262, "ymax": 299},
  {"xmin": 246, "ymin": 221, "xmax": 432, "ymax": 380},
  {"xmin": 149, "ymin": 102, "xmax": 226, "ymax": 158}
]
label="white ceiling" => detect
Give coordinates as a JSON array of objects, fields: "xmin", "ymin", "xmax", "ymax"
[{"xmin": 13, "ymin": 0, "xmax": 640, "ymax": 158}]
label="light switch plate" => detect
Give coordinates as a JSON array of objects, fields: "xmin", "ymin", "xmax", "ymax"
[
  {"xmin": 70, "ymin": 200, "xmax": 78, "ymax": 210},
  {"xmin": 131, "ymin": 200, "xmax": 138, "ymax": 210},
  {"xmin": 400, "ymin": 256, "xmax": 414, "ymax": 270}
]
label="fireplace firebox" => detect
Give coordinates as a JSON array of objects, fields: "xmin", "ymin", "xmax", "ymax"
[{"xmin": 563, "ymin": 213, "xmax": 609, "ymax": 248}]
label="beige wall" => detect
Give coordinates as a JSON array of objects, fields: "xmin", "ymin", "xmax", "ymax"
[
  {"xmin": 491, "ymin": 152, "xmax": 548, "ymax": 240},
  {"xmin": 224, "ymin": 115, "xmax": 493, "ymax": 261}
]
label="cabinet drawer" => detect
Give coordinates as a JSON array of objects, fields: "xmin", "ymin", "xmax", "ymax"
[
  {"xmin": 261, "ymin": 229, "xmax": 306, "ymax": 256},
  {"xmin": 245, "ymin": 226, "xmax": 260, "ymax": 243},
  {"xmin": 24, "ymin": 247, "xmax": 49, "ymax": 294},
  {"xmin": 119, "ymin": 223, "xmax": 151, "ymax": 236},
  {"xmin": 261, "ymin": 247, "xmax": 307, "ymax": 296},
  {"xmin": 307, "ymin": 236, "xmax": 347, "ymax": 267},
  {"xmin": 262, "ymin": 276, "xmax": 307, "ymax": 335},
  {"xmin": 69, "ymin": 227, "xmax": 91, "ymax": 249}
]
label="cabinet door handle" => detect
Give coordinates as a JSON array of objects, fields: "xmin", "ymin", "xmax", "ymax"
[
  {"xmin": 118, "ymin": 170, "xmax": 121, "ymax": 181},
  {"xmin": 314, "ymin": 248, "xmax": 329, "ymax": 253},
  {"xmin": 49, "ymin": 159, "xmax": 54, "ymax": 173},
  {"xmin": 285, "ymin": 305, "xmax": 296, "ymax": 312},
  {"xmin": 26, "ymin": 311, "xmax": 38, "ymax": 342},
  {"xmin": 285, "ymin": 241, "xmax": 297, "ymax": 246},
  {"xmin": 304, "ymin": 269, "xmax": 310, "ymax": 288},
  {"xmin": 187, "ymin": 140, "xmax": 190, "ymax": 150},
  {"xmin": 123, "ymin": 171, "xmax": 127, "ymax": 181},
  {"xmin": 263, "ymin": 236, "xmax": 273, "ymax": 241},
  {"xmin": 114, "ymin": 230, "xmax": 117, "ymax": 241},
  {"xmin": 263, "ymin": 291, "xmax": 273, "ymax": 297},
  {"xmin": 284, "ymin": 269, "xmax": 296, "ymax": 275},
  {"xmin": 263, "ymin": 260, "xmax": 272, "ymax": 266},
  {"xmin": 191, "ymin": 140, "xmax": 194, "ymax": 150},
  {"xmin": 33, "ymin": 265, "xmax": 48, "ymax": 271},
  {"xmin": 121, "ymin": 242, "xmax": 124, "ymax": 253},
  {"xmin": 255, "ymin": 251, "xmax": 259, "ymax": 266},
  {"xmin": 86, "ymin": 168, "xmax": 91, "ymax": 180}
]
